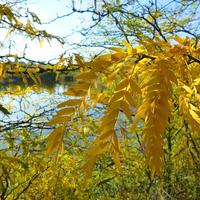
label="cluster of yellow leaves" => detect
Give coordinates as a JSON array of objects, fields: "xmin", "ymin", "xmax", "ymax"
[
  {"xmin": 83, "ymin": 76, "xmax": 141, "ymax": 177},
  {"xmin": 133, "ymin": 58, "xmax": 177, "ymax": 178},
  {"xmin": 180, "ymin": 83, "xmax": 200, "ymax": 133},
  {"xmin": 46, "ymin": 36, "xmax": 200, "ymax": 178},
  {"xmin": 46, "ymin": 97, "xmax": 84, "ymax": 157},
  {"xmin": 0, "ymin": 4, "xmax": 58, "ymax": 41}
]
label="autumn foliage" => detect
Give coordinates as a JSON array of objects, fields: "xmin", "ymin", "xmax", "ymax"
[
  {"xmin": 46, "ymin": 37, "xmax": 200, "ymax": 179},
  {"xmin": 1, "ymin": 0, "xmax": 200, "ymax": 199}
]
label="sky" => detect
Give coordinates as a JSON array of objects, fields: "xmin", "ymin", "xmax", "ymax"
[
  {"xmin": 1, "ymin": 0, "xmax": 199, "ymax": 63},
  {"xmin": 1, "ymin": 0, "xmax": 93, "ymax": 62},
  {"xmin": 26, "ymin": 0, "xmax": 82, "ymax": 60}
]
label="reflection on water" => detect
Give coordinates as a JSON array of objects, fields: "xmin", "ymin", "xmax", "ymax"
[
  {"xmin": 0, "ymin": 72, "xmax": 74, "ymax": 93},
  {"xmin": 0, "ymin": 72, "xmax": 74, "ymax": 135}
]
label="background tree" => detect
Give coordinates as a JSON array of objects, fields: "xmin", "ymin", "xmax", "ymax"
[{"xmin": 64, "ymin": 0, "xmax": 200, "ymax": 50}]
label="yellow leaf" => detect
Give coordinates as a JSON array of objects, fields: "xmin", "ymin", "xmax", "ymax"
[
  {"xmin": 123, "ymin": 40, "xmax": 137, "ymax": 55},
  {"xmin": 189, "ymin": 104, "xmax": 199, "ymax": 112},
  {"xmin": 94, "ymin": 54, "xmax": 111, "ymax": 62},
  {"xmin": 120, "ymin": 100, "xmax": 132, "ymax": 120},
  {"xmin": 131, "ymin": 102, "xmax": 149, "ymax": 130},
  {"xmin": 109, "ymin": 100, "xmax": 122, "ymax": 111},
  {"xmin": 34, "ymin": 72, "xmax": 42, "ymax": 84},
  {"xmin": 87, "ymin": 142, "xmax": 109, "ymax": 157},
  {"xmin": 39, "ymin": 39, "xmax": 44, "ymax": 48},
  {"xmin": 116, "ymin": 78, "xmax": 129, "ymax": 91},
  {"xmin": 103, "ymin": 109, "xmax": 119, "ymax": 121},
  {"xmin": 174, "ymin": 35, "xmax": 184, "ymax": 44},
  {"xmin": 135, "ymin": 46, "xmax": 144, "ymax": 53},
  {"xmin": 75, "ymin": 54, "xmax": 85, "ymax": 68},
  {"xmin": 76, "ymin": 71, "xmax": 96, "ymax": 80},
  {"xmin": 72, "ymin": 82, "xmax": 91, "ymax": 91},
  {"xmin": 109, "ymin": 47, "xmax": 124, "ymax": 53},
  {"xmin": 166, "ymin": 70, "xmax": 177, "ymax": 84},
  {"xmin": 182, "ymin": 85, "xmax": 193, "ymax": 95},
  {"xmin": 57, "ymin": 99, "xmax": 82, "ymax": 107},
  {"xmin": 27, "ymin": 69, "xmax": 39, "ymax": 84},
  {"xmin": 0, "ymin": 64, "xmax": 4, "ymax": 77},
  {"xmin": 87, "ymin": 85, "xmax": 91, "ymax": 97},
  {"xmin": 113, "ymin": 133, "xmax": 120, "ymax": 152},
  {"xmin": 129, "ymin": 79, "xmax": 141, "ymax": 94},
  {"xmin": 99, "ymin": 119, "xmax": 117, "ymax": 133},
  {"xmin": 189, "ymin": 109, "xmax": 200, "ymax": 124},
  {"xmin": 57, "ymin": 107, "xmax": 75, "ymax": 116},
  {"xmin": 82, "ymin": 158, "xmax": 96, "ymax": 179},
  {"xmin": 125, "ymin": 91, "xmax": 135, "ymax": 106},
  {"xmin": 110, "ymin": 90, "xmax": 125, "ymax": 104},
  {"xmin": 112, "ymin": 151, "xmax": 121, "ymax": 170},
  {"xmin": 111, "ymin": 52, "xmax": 126, "ymax": 60},
  {"xmin": 21, "ymin": 73, "xmax": 28, "ymax": 84},
  {"xmin": 6, "ymin": 29, "xmax": 12, "ymax": 37},
  {"xmin": 47, "ymin": 116, "xmax": 70, "ymax": 126},
  {"xmin": 46, "ymin": 126, "xmax": 64, "ymax": 156},
  {"xmin": 56, "ymin": 72, "xmax": 60, "ymax": 81},
  {"xmin": 150, "ymin": 166, "xmax": 156, "ymax": 180},
  {"xmin": 99, "ymin": 130, "xmax": 114, "ymax": 140},
  {"xmin": 63, "ymin": 89, "xmax": 86, "ymax": 97}
]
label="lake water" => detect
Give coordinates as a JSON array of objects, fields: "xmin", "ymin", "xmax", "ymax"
[
  {"xmin": 0, "ymin": 73, "xmax": 128, "ymax": 152},
  {"xmin": 0, "ymin": 73, "xmax": 73, "ymax": 136}
]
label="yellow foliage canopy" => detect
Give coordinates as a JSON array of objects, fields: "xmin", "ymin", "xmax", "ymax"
[{"xmin": 46, "ymin": 36, "xmax": 200, "ymax": 178}]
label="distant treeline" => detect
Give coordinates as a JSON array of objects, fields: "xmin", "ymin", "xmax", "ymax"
[{"xmin": 0, "ymin": 72, "xmax": 74, "ymax": 89}]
